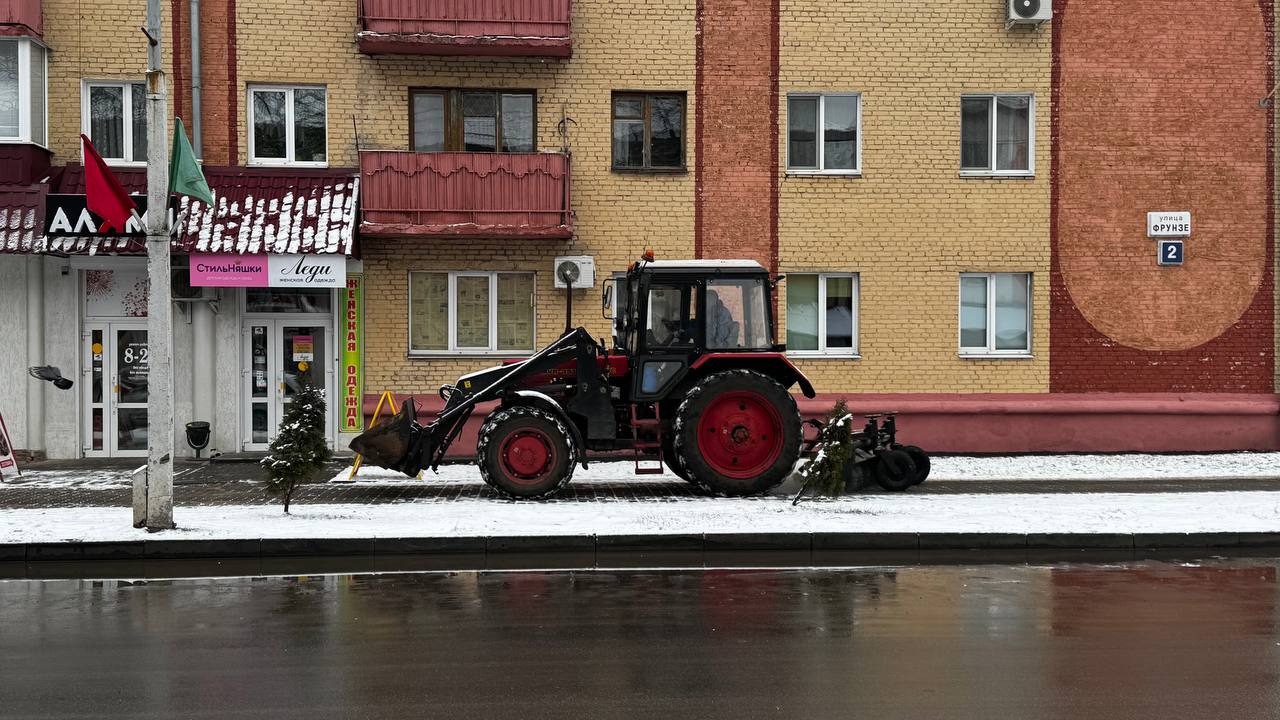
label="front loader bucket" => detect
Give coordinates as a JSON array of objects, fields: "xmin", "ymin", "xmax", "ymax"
[{"xmin": 349, "ymin": 397, "xmax": 426, "ymax": 476}]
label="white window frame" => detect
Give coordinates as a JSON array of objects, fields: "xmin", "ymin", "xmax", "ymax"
[
  {"xmin": 247, "ymin": 84, "xmax": 329, "ymax": 167},
  {"xmin": 786, "ymin": 92, "xmax": 862, "ymax": 176},
  {"xmin": 0, "ymin": 37, "xmax": 48, "ymax": 146},
  {"xmin": 958, "ymin": 272, "xmax": 1033, "ymax": 357},
  {"xmin": 959, "ymin": 93, "xmax": 1035, "ymax": 178},
  {"xmin": 408, "ymin": 270, "xmax": 537, "ymax": 356},
  {"xmin": 785, "ymin": 272, "xmax": 860, "ymax": 357},
  {"xmin": 81, "ymin": 80, "xmax": 147, "ymax": 165}
]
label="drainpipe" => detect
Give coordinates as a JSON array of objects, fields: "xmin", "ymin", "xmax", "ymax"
[
  {"xmin": 189, "ymin": 0, "xmax": 203, "ymax": 157},
  {"xmin": 25, "ymin": 256, "xmax": 45, "ymax": 455}
]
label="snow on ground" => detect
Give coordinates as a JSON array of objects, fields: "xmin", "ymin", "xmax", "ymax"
[
  {"xmin": 335, "ymin": 452, "xmax": 1280, "ymax": 485},
  {"xmin": 4, "ymin": 452, "xmax": 1280, "ymax": 490},
  {"xmin": 0, "ymin": 469, "xmax": 135, "ymax": 488},
  {"xmin": 3, "ymin": 490, "xmax": 1280, "ymax": 544},
  {"xmin": 928, "ymin": 453, "xmax": 1280, "ymax": 481}
]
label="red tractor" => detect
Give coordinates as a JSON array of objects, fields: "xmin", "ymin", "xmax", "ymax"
[{"xmin": 350, "ymin": 256, "xmax": 924, "ymax": 499}]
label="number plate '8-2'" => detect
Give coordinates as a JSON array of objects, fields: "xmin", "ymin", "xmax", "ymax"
[{"xmin": 1158, "ymin": 240, "xmax": 1184, "ymax": 266}]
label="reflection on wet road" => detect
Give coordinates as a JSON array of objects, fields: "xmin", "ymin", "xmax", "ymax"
[{"xmin": 1, "ymin": 562, "xmax": 1277, "ymax": 719}]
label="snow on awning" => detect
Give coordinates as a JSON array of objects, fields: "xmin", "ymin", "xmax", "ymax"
[
  {"xmin": 0, "ymin": 184, "xmax": 44, "ymax": 254},
  {"xmin": 0, "ymin": 166, "xmax": 359, "ymax": 256}
]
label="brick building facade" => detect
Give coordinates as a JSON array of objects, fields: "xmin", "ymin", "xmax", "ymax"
[{"xmin": 0, "ymin": 0, "xmax": 1275, "ymax": 460}]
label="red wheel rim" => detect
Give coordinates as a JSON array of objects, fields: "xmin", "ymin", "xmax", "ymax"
[
  {"xmin": 499, "ymin": 429, "xmax": 557, "ymax": 486},
  {"xmin": 695, "ymin": 391, "xmax": 784, "ymax": 479}
]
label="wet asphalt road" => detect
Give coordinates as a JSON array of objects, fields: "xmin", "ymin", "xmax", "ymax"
[{"xmin": 1, "ymin": 563, "xmax": 1278, "ymax": 719}]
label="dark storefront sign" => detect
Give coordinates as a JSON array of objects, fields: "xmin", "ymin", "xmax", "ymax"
[{"xmin": 43, "ymin": 194, "xmax": 177, "ymax": 238}]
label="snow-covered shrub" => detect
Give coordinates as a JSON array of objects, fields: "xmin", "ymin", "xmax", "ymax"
[{"xmin": 798, "ymin": 399, "xmax": 855, "ymax": 496}]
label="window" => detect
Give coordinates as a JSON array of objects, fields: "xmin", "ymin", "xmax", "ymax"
[
  {"xmin": 249, "ymin": 85, "xmax": 327, "ymax": 165},
  {"xmin": 83, "ymin": 81, "xmax": 147, "ymax": 164},
  {"xmin": 787, "ymin": 93, "xmax": 860, "ymax": 174},
  {"xmin": 646, "ymin": 283, "xmax": 697, "ymax": 347},
  {"xmin": 612, "ymin": 92, "xmax": 686, "ymax": 171},
  {"xmin": 960, "ymin": 94, "xmax": 1033, "ymax": 175},
  {"xmin": 786, "ymin": 273, "xmax": 858, "ymax": 356},
  {"xmin": 409, "ymin": 272, "xmax": 535, "ymax": 354},
  {"xmin": 959, "ymin": 273, "xmax": 1031, "ymax": 355},
  {"xmin": 707, "ymin": 278, "xmax": 771, "ymax": 350},
  {"xmin": 0, "ymin": 38, "xmax": 46, "ymax": 145},
  {"xmin": 411, "ymin": 89, "xmax": 536, "ymax": 153}
]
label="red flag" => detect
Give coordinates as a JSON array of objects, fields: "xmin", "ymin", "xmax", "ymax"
[{"xmin": 81, "ymin": 134, "xmax": 138, "ymax": 233}]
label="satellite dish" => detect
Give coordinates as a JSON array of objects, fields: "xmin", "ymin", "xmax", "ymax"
[
  {"xmin": 557, "ymin": 260, "xmax": 580, "ymax": 287},
  {"xmin": 1012, "ymin": 0, "xmax": 1040, "ymax": 18}
]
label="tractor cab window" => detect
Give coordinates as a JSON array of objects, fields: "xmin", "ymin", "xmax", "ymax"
[
  {"xmin": 645, "ymin": 283, "xmax": 698, "ymax": 349},
  {"xmin": 706, "ymin": 278, "xmax": 770, "ymax": 350}
]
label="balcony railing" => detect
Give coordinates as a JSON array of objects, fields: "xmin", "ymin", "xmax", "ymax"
[
  {"xmin": 360, "ymin": 151, "xmax": 573, "ymax": 239},
  {"xmin": 357, "ymin": 0, "xmax": 572, "ymax": 57},
  {"xmin": 0, "ymin": 0, "xmax": 41, "ymax": 37}
]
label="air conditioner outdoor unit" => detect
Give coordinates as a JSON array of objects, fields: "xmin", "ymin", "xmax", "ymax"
[
  {"xmin": 1007, "ymin": 0, "xmax": 1052, "ymax": 26},
  {"xmin": 171, "ymin": 267, "xmax": 213, "ymax": 301},
  {"xmin": 553, "ymin": 256, "xmax": 595, "ymax": 289}
]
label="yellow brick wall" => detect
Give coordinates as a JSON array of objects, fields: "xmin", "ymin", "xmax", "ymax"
[
  {"xmin": 42, "ymin": 0, "xmax": 174, "ymax": 165},
  {"xmin": 335, "ymin": 0, "xmax": 697, "ymax": 393},
  {"xmin": 778, "ymin": 2, "xmax": 1052, "ymax": 394},
  {"xmin": 39, "ymin": 0, "xmax": 1052, "ymax": 398}
]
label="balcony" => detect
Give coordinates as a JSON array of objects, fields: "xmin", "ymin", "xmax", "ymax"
[
  {"xmin": 360, "ymin": 151, "xmax": 573, "ymax": 239},
  {"xmin": 0, "ymin": 0, "xmax": 41, "ymax": 37},
  {"xmin": 357, "ymin": 0, "xmax": 572, "ymax": 57}
]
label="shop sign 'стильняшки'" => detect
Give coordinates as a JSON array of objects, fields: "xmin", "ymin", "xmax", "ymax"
[{"xmin": 188, "ymin": 253, "xmax": 346, "ymax": 288}]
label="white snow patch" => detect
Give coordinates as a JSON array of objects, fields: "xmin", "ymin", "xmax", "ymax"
[
  {"xmin": 927, "ymin": 453, "xmax": 1280, "ymax": 481},
  {"xmin": 3, "ymin": 491, "xmax": 1280, "ymax": 544}
]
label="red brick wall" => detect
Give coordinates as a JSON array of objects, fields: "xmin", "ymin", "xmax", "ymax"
[
  {"xmin": 1050, "ymin": 0, "xmax": 1275, "ymax": 393},
  {"xmin": 694, "ymin": 0, "xmax": 779, "ymax": 272}
]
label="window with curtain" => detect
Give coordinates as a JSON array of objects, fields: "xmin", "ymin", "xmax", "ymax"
[
  {"xmin": 84, "ymin": 81, "xmax": 147, "ymax": 163},
  {"xmin": 410, "ymin": 271, "xmax": 535, "ymax": 354},
  {"xmin": 959, "ymin": 272, "xmax": 1032, "ymax": 355},
  {"xmin": 411, "ymin": 89, "xmax": 536, "ymax": 153},
  {"xmin": 249, "ymin": 85, "xmax": 327, "ymax": 165},
  {"xmin": 787, "ymin": 93, "xmax": 860, "ymax": 173},
  {"xmin": 0, "ymin": 41, "xmax": 22, "ymax": 138},
  {"xmin": 960, "ymin": 94, "xmax": 1033, "ymax": 175},
  {"xmin": 611, "ymin": 92, "xmax": 686, "ymax": 171},
  {"xmin": 786, "ymin": 273, "xmax": 859, "ymax": 355},
  {"xmin": 0, "ymin": 39, "xmax": 46, "ymax": 143}
]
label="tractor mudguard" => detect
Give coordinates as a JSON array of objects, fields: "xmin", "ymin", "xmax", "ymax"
[
  {"xmin": 503, "ymin": 390, "xmax": 589, "ymax": 469},
  {"xmin": 689, "ymin": 353, "xmax": 816, "ymax": 398}
]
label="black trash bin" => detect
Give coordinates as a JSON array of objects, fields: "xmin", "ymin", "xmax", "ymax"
[{"xmin": 185, "ymin": 421, "xmax": 212, "ymax": 459}]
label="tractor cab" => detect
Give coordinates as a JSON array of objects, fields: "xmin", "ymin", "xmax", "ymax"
[{"xmin": 608, "ymin": 259, "xmax": 782, "ymax": 400}]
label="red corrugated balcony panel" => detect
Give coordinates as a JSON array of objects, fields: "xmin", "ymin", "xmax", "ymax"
[
  {"xmin": 357, "ymin": 0, "xmax": 571, "ymax": 57},
  {"xmin": 0, "ymin": 0, "xmax": 42, "ymax": 37},
  {"xmin": 360, "ymin": 151, "xmax": 573, "ymax": 239}
]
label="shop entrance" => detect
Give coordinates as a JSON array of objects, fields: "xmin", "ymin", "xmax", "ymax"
[
  {"xmin": 83, "ymin": 322, "xmax": 150, "ymax": 457},
  {"xmin": 241, "ymin": 288, "xmax": 334, "ymax": 451}
]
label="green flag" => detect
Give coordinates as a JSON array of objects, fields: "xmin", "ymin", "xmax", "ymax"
[{"xmin": 169, "ymin": 117, "xmax": 214, "ymax": 206}]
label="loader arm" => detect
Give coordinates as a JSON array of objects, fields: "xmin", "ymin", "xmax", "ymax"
[{"xmin": 349, "ymin": 328, "xmax": 612, "ymax": 477}]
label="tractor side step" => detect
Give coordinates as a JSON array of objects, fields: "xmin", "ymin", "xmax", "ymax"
[{"xmin": 630, "ymin": 405, "xmax": 666, "ymax": 475}]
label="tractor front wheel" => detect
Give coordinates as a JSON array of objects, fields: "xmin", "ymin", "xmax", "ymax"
[
  {"xmin": 478, "ymin": 406, "xmax": 576, "ymax": 500},
  {"xmin": 673, "ymin": 370, "xmax": 801, "ymax": 496}
]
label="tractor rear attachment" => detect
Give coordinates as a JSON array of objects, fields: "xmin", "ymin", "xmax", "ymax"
[{"xmin": 792, "ymin": 413, "xmax": 931, "ymax": 505}]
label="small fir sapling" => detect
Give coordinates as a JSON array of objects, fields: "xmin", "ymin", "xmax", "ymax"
[
  {"xmin": 798, "ymin": 399, "xmax": 856, "ymax": 496},
  {"xmin": 261, "ymin": 382, "xmax": 331, "ymax": 513}
]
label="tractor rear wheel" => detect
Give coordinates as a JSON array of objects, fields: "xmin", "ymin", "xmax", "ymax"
[
  {"xmin": 478, "ymin": 406, "xmax": 576, "ymax": 500},
  {"xmin": 673, "ymin": 370, "xmax": 801, "ymax": 496}
]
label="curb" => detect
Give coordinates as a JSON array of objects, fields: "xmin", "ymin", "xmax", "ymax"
[{"xmin": 3, "ymin": 532, "xmax": 1280, "ymax": 578}]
